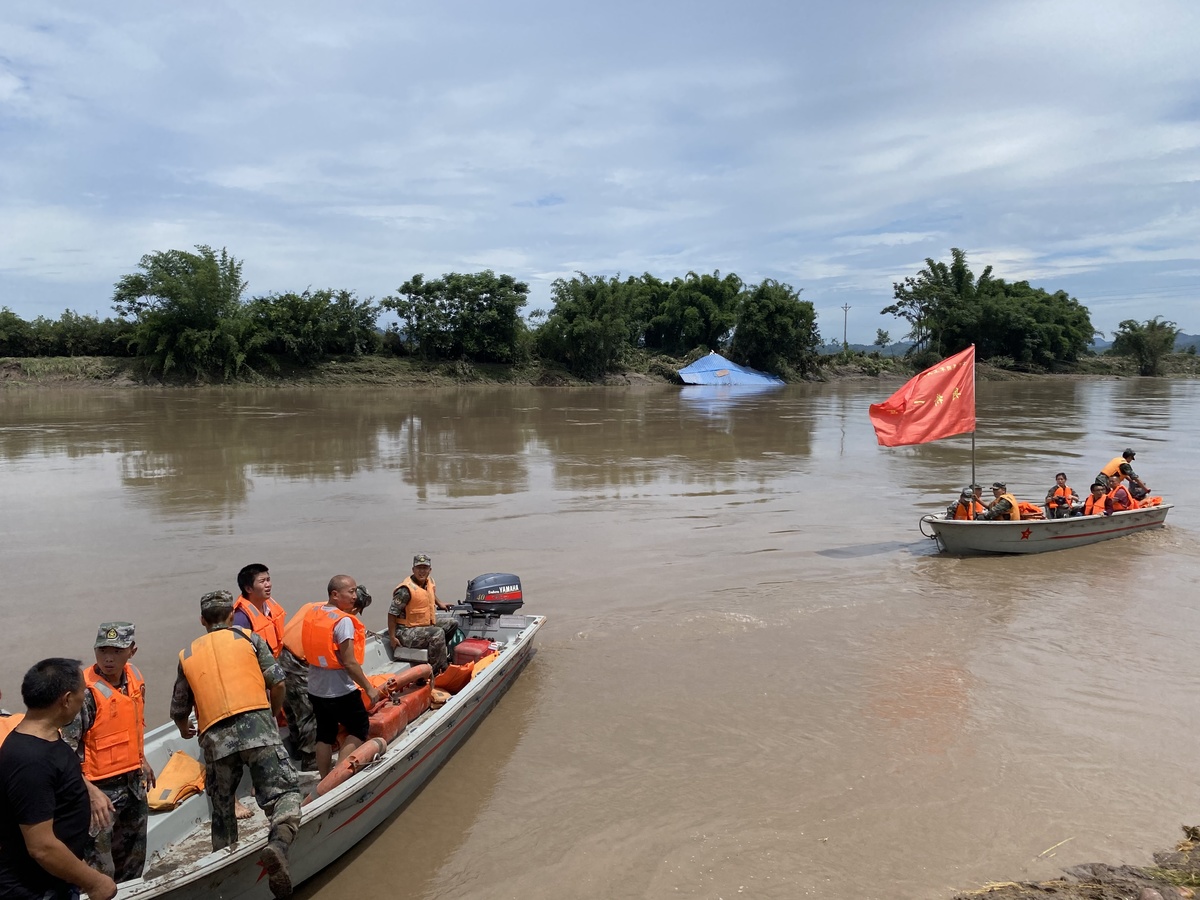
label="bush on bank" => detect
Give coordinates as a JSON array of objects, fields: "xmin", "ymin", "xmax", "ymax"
[{"xmin": 0, "ymin": 245, "xmax": 1189, "ymax": 384}]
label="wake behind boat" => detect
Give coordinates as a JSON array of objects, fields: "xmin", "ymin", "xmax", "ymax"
[
  {"xmin": 118, "ymin": 594, "xmax": 544, "ymax": 900},
  {"xmin": 920, "ymin": 503, "xmax": 1173, "ymax": 555}
]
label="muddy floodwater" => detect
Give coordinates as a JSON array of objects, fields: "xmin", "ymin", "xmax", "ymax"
[{"xmin": 2, "ymin": 378, "xmax": 1199, "ymax": 899}]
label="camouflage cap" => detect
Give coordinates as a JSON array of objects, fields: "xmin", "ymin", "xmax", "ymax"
[
  {"xmin": 355, "ymin": 584, "xmax": 373, "ymax": 612},
  {"xmin": 991, "ymin": 482, "xmax": 1007, "ymax": 490},
  {"xmin": 199, "ymin": 589, "xmax": 235, "ymax": 614},
  {"xmin": 95, "ymin": 622, "xmax": 135, "ymax": 649},
  {"xmin": 413, "ymin": 553, "xmax": 432, "ymax": 567}
]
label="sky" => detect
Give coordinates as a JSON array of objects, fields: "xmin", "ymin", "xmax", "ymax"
[{"xmin": 2, "ymin": 0, "xmax": 1198, "ymax": 345}]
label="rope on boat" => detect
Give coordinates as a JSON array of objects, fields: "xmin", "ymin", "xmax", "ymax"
[{"xmin": 918, "ymin": 515, "xmax": 947, "ymax": 552}]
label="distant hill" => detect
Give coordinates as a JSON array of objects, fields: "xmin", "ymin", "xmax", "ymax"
[
  {"xmin": 819, "ymin": 341, "xmax": 912, "ymax": 357},
  {"xmin": 1091, "ymin": 332, "xmax": 1198, "ymax": 352}
]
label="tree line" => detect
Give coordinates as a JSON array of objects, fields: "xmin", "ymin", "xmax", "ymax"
[{"xmin": 0, "ymin": 244, "xmax": 1185, "ymax": 380}]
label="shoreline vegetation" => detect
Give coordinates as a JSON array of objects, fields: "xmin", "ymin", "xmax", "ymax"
[{"xmin": 4, "ymin": 350, "xmax": 1200, "ymax": 388}]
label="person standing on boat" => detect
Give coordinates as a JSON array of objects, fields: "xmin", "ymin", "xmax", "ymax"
[
  {"xmin": 1083, "ymin": 481, "xmax": 1111, "ymax": 516},
  {"xmin": 171, "ymin": 590, "xmax": 301, "ymax": 899},
  {"xmin": 302, "ymin": 576, "xmax": 383, "ymax": 780},
  {"xmin": 0, "ymin": 658, "xmax": 118, "ymax": 900},
  {"xmin": 1044, "ymin": 473, "xmax": 1078, "ymax": 519},
  {"xmin": 233, "ymin": 564, "xmax": 287, "ymax": 657},
  {"xmin": 389, "ymin": 553, "xmax": 459, "ymax": 675},
  {"xmin": 1098, "ymin": 449, "xmax": 1150, "ymax": 501},
  {"xmin": 61, "ymin": 623, "xmax": 154, "ymax": 884},
  {"xmin": 280, "ymin": 585, "xmax": 372, "ymax": 772},
  {"xmin": 980, "ymin": 482, "xmax": 1021, "ymax": 520}
]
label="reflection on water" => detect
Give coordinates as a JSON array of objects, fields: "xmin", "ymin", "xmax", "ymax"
[{"xmin": 3, "ymin": 377, "xmax": 1200, "ymax": 899}]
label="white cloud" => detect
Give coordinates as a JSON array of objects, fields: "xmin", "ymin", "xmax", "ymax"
[{"xmin": 0, "ymin": 0, "xmax": 1198, "ymax": 340}]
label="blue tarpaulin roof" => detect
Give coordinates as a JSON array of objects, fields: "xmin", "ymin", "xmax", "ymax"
[{"xmin": 677, "ymin": 352, "xmax": 785, "ymax": 386}]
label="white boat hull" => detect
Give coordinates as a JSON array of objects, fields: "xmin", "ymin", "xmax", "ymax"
[
  {"xmin": 922, "ymin": 504, "xmax": 1173, "ymax": 555},
  {"xmin": 118, "ymin": 613, "xmax": 545, "ymax": 900}
]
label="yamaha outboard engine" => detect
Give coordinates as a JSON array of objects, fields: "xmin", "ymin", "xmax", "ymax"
[{"xmin": 463, "ymin": 573, "xmax": 523, "ymax": 615}]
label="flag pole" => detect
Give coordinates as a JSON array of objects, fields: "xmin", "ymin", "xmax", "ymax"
[{"xmin": 970, "ymin": 346, "xmax": 977, "ymax": 489}]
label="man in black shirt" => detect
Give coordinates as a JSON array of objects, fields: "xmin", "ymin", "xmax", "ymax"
[{"xmin": 0, "ymin": 658, "xmax": 117, "ymax": 900}]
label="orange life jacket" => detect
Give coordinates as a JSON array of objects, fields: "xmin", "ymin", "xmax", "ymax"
[
  {"xmin": 82, "ymin": 664, "xmax": 145, "ymax": 780},
  {"xmin": 394, "ymin": 576, "xmax": 438, "ymax": 628},
  {"xmin": 282, "ymin": 602, "xmax": 321, "ymax": 661},
  {"xmin": 1100, "ymin": 457, "xmax": 1128, "ymax": 484},
  {"xmin": 1083, "ymin": 492, "xmax": 1108, "ymax": 516},
  {"xmin": 1048, "ymin": 485, "xmax": 1074, "ymax": 508},
  {"xmin": 301, "ymin": 605, "xmax": 366, "ymax": 670},
  {"xmin": 998, "ymin": 493, "xmax": 1021, "ymax": 521},
  {"xmin": 953, "ymin": 500, "xmax": 985, "ymax": 520},
  {"xmin": 233, "ymin": 596, "xmax": 286, "ymax": 657},
  {"xmin": 179, "ymin": 627, "xmax": 270, "ymax": 734},
  {"xmin": 0, "ymin": 713, "xmax": 24, "ymax": 749},
  {"xmin": 1108, "ymin": 485, "xmax": 1138, "ymax": 511}
]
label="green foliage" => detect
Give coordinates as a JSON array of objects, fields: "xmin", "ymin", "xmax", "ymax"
[
  {"xmin": 382, "ymin": 271, "xmax": 529, "ymax": 363},
  {"xmin": 0, "ymin": 307, "xmax": 133, "ymax": 357},
  {"xmin": 641, "ymin": 271, "xmax": 742, "ymax": 355},
  {"xmin": 1110, "ymin": 316, "xmax": 1181, "ymax": 376},
  {"xmin": 112, "ymin": 245, "xmax": 254, "ymax": 380},
  {"xmin": 883, "ymin": 248, "xmax": 1095, "ymax": 367},
  {"xmin": 874, "ymin": 328, "xmax": 890, "ymax": 348},
  {"xmin": 534, "ymin": 273, "xmax": 637, "ymax": 379},
  {"xmin": 248, "ymin": 289, "xmax": 381, "ymax": 367},
  {"xmin": 729, "ymin": 279, "xmax": 820, "ymax": 377}
]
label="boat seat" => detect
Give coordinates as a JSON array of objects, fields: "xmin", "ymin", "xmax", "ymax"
[{"xmin": 392, "ymin": 647, "xmax": 429, "ymax": 664}]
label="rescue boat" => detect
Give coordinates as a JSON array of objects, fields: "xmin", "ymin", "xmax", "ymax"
[
  {"xmin": 920, "ymin": 503, "xmax": 1173, "ymax": 555},
  {"xmin": 119, "ymin": 587, "xmax": 544, "ymax": 900}
]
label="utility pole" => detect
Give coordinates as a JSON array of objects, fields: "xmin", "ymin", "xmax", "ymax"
[{"xmin": 841, "ymin": 304, "xmax": 851, "ymax": 356}]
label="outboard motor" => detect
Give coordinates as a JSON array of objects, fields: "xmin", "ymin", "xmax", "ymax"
[{"xmin": 463, "ymin": 573, "xmax": 523, "ymax": 615}]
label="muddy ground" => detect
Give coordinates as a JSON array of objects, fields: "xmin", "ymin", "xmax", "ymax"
[{"xmin": 951, "ymin": 826, "xmax": 1200, "ymax": 899}]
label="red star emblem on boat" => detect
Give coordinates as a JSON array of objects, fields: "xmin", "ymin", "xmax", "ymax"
[{"xmin": 1020, "ymin": 528, "xmax": 1032, "ymax": 540}]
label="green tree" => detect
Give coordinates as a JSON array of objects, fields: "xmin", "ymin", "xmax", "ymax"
[
  {"xmin": 642, "ymin": 271, "xmax": 742, "ymax": 355},
  {"xmin": 249, "ymin": 289, "xmax": 380, "ymax": 367},
  {"xmin": 874, "ymin": 328, "xmax": 890, "ymax": 348},
  {"xmin": 884, "ymin": 248, "xmax": 1094, "ymax": 367},
  {"xmin": 113, "ymin": 245, "xmax": 256, "ymax": 380},
  {"xmin": 382, "ymin": 271, "xmax": 528, "ymax": 363},
  {"xmin": 1110, "ymin": 316, "xmax": 1181, "ymax": 375},
  {"xmin": 883, "ymin": 248, "xmax": 993, "ymax": 356},
  {"xmin": 0, "ymin": 307, "xmax": 36, "ymax": 356},
  {"xmin": 535, "ymin": 273, "xmax": 636, "ymax": 379},
  {"xmin": 729, "ymin": 280, "xmax": 820, "ymax": 377}
]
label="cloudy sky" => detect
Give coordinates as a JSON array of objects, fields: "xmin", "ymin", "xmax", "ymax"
[{"xmin": 2, "ymin": 0, "xmax": 1198, "ymax": 343}]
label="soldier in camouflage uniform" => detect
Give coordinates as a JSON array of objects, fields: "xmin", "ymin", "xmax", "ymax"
[
  {"xmin": 980, "ymin": 482, "xmax": 1019, "ymax": 520},
  {"xmin": 388, "ymin": 554, "xmax": 459, "ymax": 674},
  {"xmin": 62, "ymin": 622, "xmax": 154, "ymax": 883},
  {"xmin": 171, "ymin": 591, "xmax": 301, "ymax": 899}
]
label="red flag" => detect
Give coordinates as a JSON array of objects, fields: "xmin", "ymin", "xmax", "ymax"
[{"xmin": 869, "ymin": 345, "xmax": 976, "ymax": 447}]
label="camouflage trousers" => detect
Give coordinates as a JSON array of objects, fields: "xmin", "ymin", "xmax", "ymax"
[
  {"xmin": 395, "ymin": 618, "xmax": 459, "ymax": 673},
  {"xmin": 86, "ymin": 770, "xmax": 147, "ymax": 882},
  {"xmin": 279, "ymin": 647, "xmax": 317, "ymax": 771},
  {"xmin": 206, "ymin": 743, "xmax": 302, "ymax": 852}
]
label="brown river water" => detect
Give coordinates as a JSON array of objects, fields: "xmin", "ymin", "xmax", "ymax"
[{"xmin": 2, "ymin": 378, "xmax": 1199, "ymax": 899}]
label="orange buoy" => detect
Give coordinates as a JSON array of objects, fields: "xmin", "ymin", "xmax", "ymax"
[
  {"xmin": 309, "ymin": 737, "xmax": 387, "ymax": 800},
  {"xmin": 367, "ymin": 703, "xmax": 408, "ymax": 744},
  {"xmin": 361, "ymin": 665, "xmax": 434, "ymax": 712},
  {"xmin": 396, "ymin": 682, "xmax": 433, "ymax": 723}
]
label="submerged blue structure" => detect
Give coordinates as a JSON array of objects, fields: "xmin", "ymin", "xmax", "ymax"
[{"xmin": 677, "ymin": 351, "xmax": 785, "ymax": 386}]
